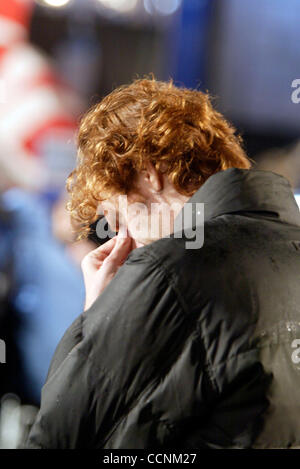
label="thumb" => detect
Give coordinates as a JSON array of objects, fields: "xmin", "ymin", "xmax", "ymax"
[{"xmin": 105, "ymin": 234, "xmax": 132, "ymax": 267}]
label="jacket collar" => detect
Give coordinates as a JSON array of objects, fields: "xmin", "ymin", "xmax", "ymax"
[{"xmin": 182, "ymin": 168, "xmax": 300, "ymax": 227}]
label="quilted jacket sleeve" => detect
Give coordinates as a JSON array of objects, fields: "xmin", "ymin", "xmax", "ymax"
[{"xmin": 25, "ymin": 249, "xmax": 193, "ymax": 449}]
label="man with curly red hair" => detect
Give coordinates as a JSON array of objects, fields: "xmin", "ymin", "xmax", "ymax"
[{"xmin": 27, "ymin": 79, "xmax": 300, "ymax": 449}]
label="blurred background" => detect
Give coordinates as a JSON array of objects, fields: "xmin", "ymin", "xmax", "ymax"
[{"xmin": 0, "ymin": 0, "xmax": 300, "ymax": 448}]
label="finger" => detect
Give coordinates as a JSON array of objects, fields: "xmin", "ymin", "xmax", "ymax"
[
  {"xmin": 81, "ymin": 237, "xmax": 117, "ymax": 271},
  {"xmin": 89, "ymin": 236, "xmax": 117, "ymax": 258},
  {"xmin": 106, "ymin": 235, "xmax": 132, "ymax": 266}
]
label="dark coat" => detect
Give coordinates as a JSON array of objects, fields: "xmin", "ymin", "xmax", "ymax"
[{"xmin": 26, "ymin": 168, "xmax": 300, "ymax": 448}]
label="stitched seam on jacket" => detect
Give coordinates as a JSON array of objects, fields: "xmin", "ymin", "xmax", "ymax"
[
  {"xmin": 101, "ymin": 375, "xmax": 174, "ymax": 447},
  {"xmin": 37, "ymin": 256, "xmax": 182, "ymax": 448},
  {"xmin": 101, "ymin": 252, "xmax": 219, "ymax": 447},
  {"xmin": 140, "ymin": 248, "xmax": 220, "ymax": 395},
  {"xmin": 131, "ymin": 248, "xmax": 191, "ymax": 318},
  {"xmin": 207, "ymin": 347, "xmax": 262, "ymax": 372},
  {"xmin": 100, "ymin": 254, "xmax": 200, "ymax": 447}
]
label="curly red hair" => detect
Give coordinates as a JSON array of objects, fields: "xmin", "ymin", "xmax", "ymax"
[{"xmin": 67, "ymin": 78, "xmax": 251, "ymax": 238}]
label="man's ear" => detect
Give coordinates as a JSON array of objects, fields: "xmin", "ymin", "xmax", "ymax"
[{"xmin": 142, "ymin": 161, "xmax": 163, "ymax": 193}]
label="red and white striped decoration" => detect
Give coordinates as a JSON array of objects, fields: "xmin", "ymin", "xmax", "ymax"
[{"xmin": 0, "ymin": 0, "xmax": 81, "ymax": 191}]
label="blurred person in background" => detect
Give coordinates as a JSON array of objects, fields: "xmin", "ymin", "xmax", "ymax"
[
  {"xmin": 27, "ymin": 78, "xmax": 300, "ymax": 449},
  {"xmin": 0, "ymin": 165, "xmax": 94, "ymax": 447},
  {"xmin": 0, "ymin": 0, "xmax": 83, "ymax": 197},
  {"xmin": 0, "ymin": 0, "xmax": 92, "ymax": 412},
  {"xmin": 0, "ymin": 166, "xmax": 87, "ymax": 406}
]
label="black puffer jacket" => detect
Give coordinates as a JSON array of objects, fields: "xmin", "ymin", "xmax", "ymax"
[{"xmin": 27, "ymin": 168, "xmax": 300, "ymax": 448}]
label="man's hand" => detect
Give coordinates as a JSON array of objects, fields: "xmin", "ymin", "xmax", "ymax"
[{"xmin": 81, "ymin": 233, "xmax": 133, "ymax": 311}]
